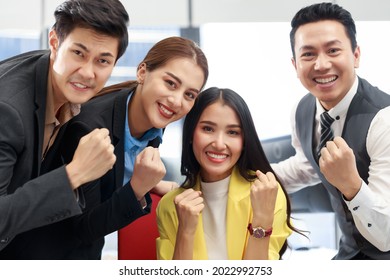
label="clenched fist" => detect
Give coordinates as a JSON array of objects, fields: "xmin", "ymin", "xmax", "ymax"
[
  {"xmin": 174, "ymin": 188, "xmax": 204, "ymax": 235},
  {"xmin": 250, "ymin": 170, "xmax": 278, "ymax": 229},
  {"xmin": 319, "ymin": 136, "xmax": 361, "ymax": 200},
  {"xmin": 130, "ymin": 147, "xmax": 166, "ymax": 200},
  {"xmin": 66, "ymin": 128, "xmax": 116, "ymax": 189}
]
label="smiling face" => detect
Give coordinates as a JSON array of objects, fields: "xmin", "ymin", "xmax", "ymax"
[
  {"xmin": 192, "ymin": 101, "xmax": 244, "ymax": 182},
  {"xmin": 131, "ymin": 57, "xmax": 205, "ymax": 137},
  {"xmin": 49, "ymin": 27, "xmax": 119, "ymax": 110},
  {"xmin": 292, "ymin": 20, "xmax": 360, "ymax": 110}
]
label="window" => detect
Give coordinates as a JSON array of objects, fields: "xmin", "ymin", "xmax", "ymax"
[{"xmin": 0, "ymin": 30, "xmax": 40, "ymax": 60}]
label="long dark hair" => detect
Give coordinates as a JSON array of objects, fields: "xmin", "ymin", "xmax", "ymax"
[
  {"xmin": 181, "ymin": 87, "xmax": 302, "ymax": 257},
  {"xmin": 98, "ymin": 36, "xmax": 209, "ymax": 96}
]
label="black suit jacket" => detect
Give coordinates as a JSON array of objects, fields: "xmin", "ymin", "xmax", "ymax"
[
  {"xmin": 0, "ymin": 51, "xmax": 81, "ymax": 252},
  {"xmin": 1, "ymin": 89, "xmax": 156, "ymax": 259}
]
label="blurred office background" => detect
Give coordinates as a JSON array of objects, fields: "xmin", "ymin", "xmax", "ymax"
[{"xmin": 1, "ymin": 0, "xmax": 389, "ymax": 259}]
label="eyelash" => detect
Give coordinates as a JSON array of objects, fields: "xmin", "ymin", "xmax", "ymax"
[
  {"xmin": 73, "ymin": 49, "xmax": 83, "ymax": 56},
  {"xmin": 166, "ymin": 80, "xmax": 197, "ymax": 100},
  {"xmin": 71, "ymin": 50, "xmax": 111, "ymax": 65},
  {"xmin": 185, "ymin": 92, "xmax": 197, "ymax": 100},
  {"xmin": 301, "ymin": 48, "xmax": 340, "ymax": 58},
  {"xmin": 98, "ymin": 59, "xmax": 110, "ymax": 65},
  {"xmin": 166, "ymin": 80, "xmax": 177, "ymax": 88},
  {"xmin": 228, "ymin": 130, "xmax": 240, "ymax": 135},
  {"xmin": 201, "ymin": 126, "xmax": 241, "ymax": 136}
]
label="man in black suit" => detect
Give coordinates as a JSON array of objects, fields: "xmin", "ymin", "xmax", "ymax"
[
  {"xmin": 272, "ymin": 3, "xmax": 390, "ymax": 259},
  {"xmin": 0, "ymin": 0, "xmax": 129, "ymax": 253}
]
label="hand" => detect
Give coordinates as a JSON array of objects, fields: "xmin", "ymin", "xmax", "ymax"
[
  {"xmin": 174, "ymin": 189, "xmax": 204, "ymax": 235},
  {"xmin": 151, "ymin": 180, "xmax": 179, "ymax": 196},
  {"xmin": 319, "ymin": 136, "xmax": 362, "ymax": 200},
  {"xmin": 66, "ymin": 128, "xmax": 116, "ymax": 189},
  {"xmin": 130, "ymin": 147, "xmax": 166, "ymax": 200},
  {"xmin": 250, "ymin": 170, "xmax": 278, "ymax": 228}
]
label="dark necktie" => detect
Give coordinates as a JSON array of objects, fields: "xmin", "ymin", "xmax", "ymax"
[{"xmin": 317, "ymin": 111, "xmax": 335, "ymax": 158}]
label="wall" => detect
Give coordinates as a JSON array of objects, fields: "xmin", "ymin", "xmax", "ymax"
[{"xmin": 1, "ymin": 0, "xmax": 390, "ymax": 30}]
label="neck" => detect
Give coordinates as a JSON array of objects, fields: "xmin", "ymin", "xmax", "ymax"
[
  {"xmin": 128, "ymin": 89, "xmax": 149, "ymax": 139},
  {"xmin": 48, "ymin": 69, "xmax": 66, "ymax": 116}
]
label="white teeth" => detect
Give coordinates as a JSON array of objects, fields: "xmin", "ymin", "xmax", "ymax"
[
  {"xmin": 206, "ymin": 152, "xmax": 227, "ymax": 159},
  {"xmin": 315, "ymin": 76, "xmax": 337, "ymax": 84},
  {"xmin": 160, "ymin": 104, "xmax": 173, "ymax": 115},
  {"xmin": 73, "ymin": 82, "xmax": 87, "ymax": 89}
]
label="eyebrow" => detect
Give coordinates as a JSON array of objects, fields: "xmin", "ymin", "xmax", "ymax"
[
  {"xmin": 166, "ymin": 72, "xmax": 200, "ymax": 93},
  {"xmin": 74, "ymin": 42, "xmax": 115, "ymax": 58},
  {"xmin": 199, "ymin": 120, "xmax": 241, "ymax": 128},
  {"xmin": 298, "ymin": 39, "xmax": 343, "ymax": 52}
]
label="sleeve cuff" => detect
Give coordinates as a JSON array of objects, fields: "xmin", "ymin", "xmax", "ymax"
[{"xmin": 138, "ymin": 196, "xmax": 147, "ymax": 209}]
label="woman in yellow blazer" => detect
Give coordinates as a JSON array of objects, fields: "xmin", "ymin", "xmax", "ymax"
[{"xmin": 157, "ymin": 87, "xmax": 298, "ymax": 260}]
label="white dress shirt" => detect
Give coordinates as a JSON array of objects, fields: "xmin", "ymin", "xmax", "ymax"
[{"xmin": 272, "ymin": 76, "xmax": 390, "ymax": 251}]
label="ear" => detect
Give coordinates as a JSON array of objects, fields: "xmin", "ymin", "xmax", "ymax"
[
  {"xmin": 291, "ymin": 57, "xmax": 299, "ymax": 77},
  {"xmin": 353, "ymin": 45, "xmax": 361, "ymax": 69},
  {"xmin": 48, "ymin": 29, "xmax": 59, "ymax": 59},
  {"xmin": 137, "ymin": 62, "xmax": 147, "ymax": 84},
  {"xmin": 291, "ymin": 57, "xmax": 297, "ymax": 70}
]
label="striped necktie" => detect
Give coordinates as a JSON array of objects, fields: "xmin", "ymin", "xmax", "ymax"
[{"xmin": 317, "ymin": 111, "xmax": 335, "ymax": 158}]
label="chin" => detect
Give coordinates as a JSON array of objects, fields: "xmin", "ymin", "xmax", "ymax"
[
  {"xmin": 73, "ymin": 94, "xmax": 96, "ymax": 105},
  {"xmin": 154, "ymin": 117, "xmax": 174, "ymax": 128}
]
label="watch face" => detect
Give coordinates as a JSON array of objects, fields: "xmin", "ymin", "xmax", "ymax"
[{"xmin": 253, "ymin": 228, "xmax": 265, "ymax": 238}]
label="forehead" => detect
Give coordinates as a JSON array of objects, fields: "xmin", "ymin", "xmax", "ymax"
[
  {"xmin": 200, "ymin": 101, "xmax": 239, "ymax": 123},
  {"xmin": 155, "ymin": 57, "xmax": 205, "ymax": 90},
  {"xmin": 294, "ymin": 20, "xmax": 350, "ymax": 48},
  {"xmin": 63, "ymin": 27, "xmax": 119, "ymax": 56}
]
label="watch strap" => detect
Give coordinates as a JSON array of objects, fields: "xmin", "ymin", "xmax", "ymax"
[{"xmin": 247, "ymin": 223, "xmax": 273, "ymax": 238}]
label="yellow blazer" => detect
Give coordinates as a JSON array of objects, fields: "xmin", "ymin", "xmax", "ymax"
[{"xmin": 156, "ymin": 167, "xmax": 292, "ymax": 260}]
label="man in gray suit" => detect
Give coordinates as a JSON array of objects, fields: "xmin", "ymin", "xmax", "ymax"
[
  {"xmin": 0, "ymin": 0, "xmax": 129, "ymax": 251},
  {"xmin": 272, "ymin": 3, "xmax": 390, "ymax": 259}
]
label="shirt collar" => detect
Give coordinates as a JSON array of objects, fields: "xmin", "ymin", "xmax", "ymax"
[{"xmin": 128, "ymin": 127, "xmax": 163, "ymax": 147}]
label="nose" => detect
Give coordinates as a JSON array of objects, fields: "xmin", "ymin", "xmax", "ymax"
[
  {"xmin": 167, "ymin": 92, "xmax": 183, "ymax": 108},
  {"xmin": 212, "ymin": 132, "xmax": 226, "ymax": 150},
  {"xmin": 314, "ymin": 54, "xmax": 331, "ymax": 71},
  {"xmin": 78, "ymin": 61, "xmax": 95, "ymax": 80}
]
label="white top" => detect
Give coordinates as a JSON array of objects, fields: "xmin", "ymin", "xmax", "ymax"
[
  {"xmin": 201, "ymin": 176, "xmax": 230, "ymax": 259},
  {"xmin": 272, "ymin": 76, "xmax": 390, "ymax": 251}
]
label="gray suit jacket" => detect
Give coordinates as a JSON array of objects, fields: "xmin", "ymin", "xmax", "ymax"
[{"xmin": 0, "ymin": 50, "xmax": 81, "ymax": 251}]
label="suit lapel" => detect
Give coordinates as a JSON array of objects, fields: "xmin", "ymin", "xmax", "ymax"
[
  {"xmin": 112, "ymin": 89, "xmax": 131, "ymax": 190},
  {"xmin": 192, "ymin": 182, "xmax": 209, "ymax": 259},
  {"xmin": 34, "ymin": 53, "xmax": 50, "ymax": 174},
  {"xmin": 226, "ymin": 167, "xmax": 251, "ymax": 259}
]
